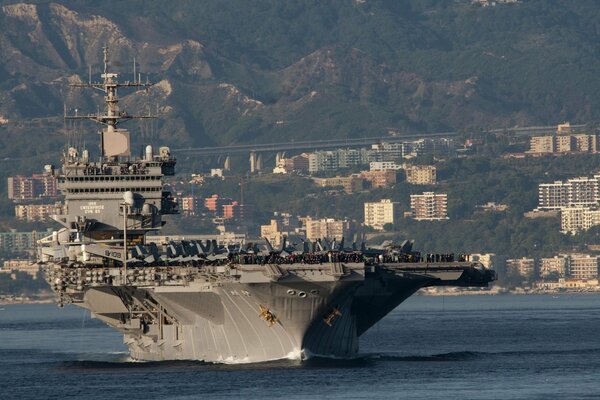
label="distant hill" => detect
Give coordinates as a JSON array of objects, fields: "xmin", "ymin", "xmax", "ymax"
[{"xmin": 0, "ymin": 0, "xmax": 600, "ymax": 166}]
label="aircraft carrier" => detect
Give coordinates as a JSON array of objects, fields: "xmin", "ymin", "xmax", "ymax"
[{"xmin": 37, "ymin": 48, "xmax": 495, "ymax": 363}]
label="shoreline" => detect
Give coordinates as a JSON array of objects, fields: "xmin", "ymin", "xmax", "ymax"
[{"xmin": 3, "ymin": 288, "xmax": 600, "ymax": 306}]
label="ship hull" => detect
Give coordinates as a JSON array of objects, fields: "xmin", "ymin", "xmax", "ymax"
[{"xmin": 78, "ymin": 267, "xmax": 450, "ymax": 363}]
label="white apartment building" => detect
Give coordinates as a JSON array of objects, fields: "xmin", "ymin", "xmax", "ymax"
[
  {"xmin": 560, "ymin": 207, "xmax": 600, "ymax": 234},
  {"xmin": 304, "ymin": 217, "xmax": 352, "ymax": 241},
  {"xmin": 410, "ymin": 192, "xmax": 448, "ymax": 220},
  {"xmin": 364, "ymin": 199, "xmax": 398, "ymax": 230},
  {"xmin": 538, "ymin": 175, "xmax": 600, "ymax": 210},
  {"xmin": 369, "ymin": 161, "xmax": 402, "ymax": 171}
]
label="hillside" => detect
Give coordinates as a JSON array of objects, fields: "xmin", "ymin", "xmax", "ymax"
[{"xmin": 1, "ymin": 0, "xmax": 600, "ymax": 155}]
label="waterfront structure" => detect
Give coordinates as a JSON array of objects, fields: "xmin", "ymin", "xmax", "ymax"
[
  {"xmin": 506, "ymin": 258, "xmax": 537, "ymax": 280},
  {"xmin": 364, "ymin": 199, "xmax": 398, "ymax": 230},
  {"xmin": 405, "ymin": 165, "xmax": 437, "ymax": 185},
  {"xmin": 410, "ymin": 192, "xmax": 448, "ymax": 221},
  {"xmin": 539, "ymin": 256, "xmax": 568, "ymax": 279},
  {"xmin": 568, "ymin": 255, "xmax": 599, "ymax": 280}
]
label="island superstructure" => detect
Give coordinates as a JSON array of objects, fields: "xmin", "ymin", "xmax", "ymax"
[{"xmin": 37, "ymin": 49, "xmax": 495, "ymax": 363}]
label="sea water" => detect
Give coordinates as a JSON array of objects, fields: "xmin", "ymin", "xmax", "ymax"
[{"xmin": 1, "ymin": 294, "xmax": 599, "ymax": 399}]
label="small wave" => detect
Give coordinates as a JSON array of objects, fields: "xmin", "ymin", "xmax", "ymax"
[{"xmin": 366, "ymin": 347, "xmax": 600, "ymax": 362}]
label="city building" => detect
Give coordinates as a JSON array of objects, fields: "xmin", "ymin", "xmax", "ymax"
[
  {"xmin": 358, "ymin": 170, "xmax": 397, "ymax": 188},
  {"xmin": 560, "ymin": 207, "xmax": 600, "ymax": 234},
  {"xmin": 222, "ymin": 201, "xmax": 253, "ymax": 221},
  {"xmin": 14, "ymin": 203, "xmax": 63, "ymax": 222},
  {"xmin": 410, "ymin": 192, "xmax": 448, "ymax": 221},
  {"xmin": 528, "ymin": 136, "xmax": 555, "ymax": 154},
  {"xmin": 405, "ymin": 165, "xmax": 437, "ymax": 185},
  {"xmin": 312, "ymin": 176, "xmax": 365, "ymax": 194},
  {"xmin": 538, "ymin": 175, "xmax": 600, "ymax": 211},
  {"xmin": 308, "ymin": 149, "xmax": 369, "ymax": 173},
  {"xmin": 555, "ymin": 135, "xmax": 574, "ymax": 153},
  {"xmin": 0, "ymin": 230, "xmax": 50, "ymax": 255},
  {"xmin": 568, "ymin": 254, "xmax": 599, "ymax": 280},
  {"xmin": 506, "ymin": 257, "xmax": 537, "ymax": 280},
  {"xmin": 204, "ymin": 194, "xmax": 232, "ymax": 216},
  {"xmin": 260, "ymin": 212, "xmax": 302, "ymax": 247},
  {"xmin": 539, "ymin": 256, "xmax": 568, "ymax": 279},
  {"xmin": 303, "ymin": 217, "xmax": 353, "ymax": 241},
  {"xmin": 7, "ymin": 173, "xmax": 58, "ymax": 201},
  {"xmin": 364, "ymin": 199, "xmax": 398, "ymax": 230},
  {"xmin": 178, "ymin": 196, "xmax": 202, "ymax": 217},
  {"xmin": 273, "ymin": 154, "xmax": 310, "ymax": 174},
  {"xmin": 369, "ymin": 161, "xmax": 402, "ymax": 171},
  {"xmin": 369, "ymin": 142, "xmax": 407, "ymax": 161},
  {"xmin": 1, "ymin": 260, "xmax": 40, "ymax": 279}
]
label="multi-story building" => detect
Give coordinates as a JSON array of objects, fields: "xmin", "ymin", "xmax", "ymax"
[
  {"xmin": 1, "ymin": 260, "xmax": 40, "ymax": 279},
  {"xmin": 528, "ymin": 130, "xmax": 598, "ymax": 155},
  {"xmin": 538, "ymin": 175, "xmax": 600, "ymax": 211},
  {"xmin": 178, "ymin": 196, "xmax": 202, "ymax": 217},
  {"xmin": 14, "ymin": 203, "xmax": 63, "ymax": 222},
  {"xmin": 358, "ymin": 170, "xmax": 397, "ymax": 188},
  {"xmin": 369, "ymin": 161, "xmax": 402, "ymax": 171},
  {"xmin": 369, "ymin": 142, "xmax": 407, "ymax": 161},
  {"xmin": 303, "ymin": 217, "xmax": 353, "ymax": 241},
  {"xmin": 308, "ymin": 149, "xmax": 370, "ymax": 173},
  {"xmin": 0, "ymin": 230, "xmax": 49, "ymax": 255},
  {"xmin": 560, "ymin": 207, "xmax": 600, "ymax": 234},
  {"xmin": 506, "ymin": 257, "xmax": 537, "ymax": 280},
  {"xmin": 539, "ymin": 256, "xmax": 568, "ymax": 279},
  {"xmin": 528, "ymin": 136, "xmax": 555, "ymax": 154},
  {"xmin": 222, "ymin": 202, "xmax": 252, "ymax": 221},
  {"xmin": 555, "ymin": 135, "xmax": 574, "ymax": 153},
  {"xmin": 567, "ymin": 177, "xmax": 599, "ymax": 206},
  {"xmin": 568, "ymin": 254, "xmax": 599, "ymax": 280},
  {"xmin": 405, "ymin": 165, "xmax": 437, "ymax": 185},
  {"xmin": 410, "ymin": 192, "xmax": 448, "ymax": 221},
  {"xmin": 204, "ymin": 194, "xmax": 232, "ymax": 216},
  {"xmin": 573, "ymin": 134, "xmax": 597, "ymax": 153},
  {"xmin": 538, "ymin": 182, "xmax": 568, "ymax": 210},
  {"xmin": 260, "ymin": 212, "xmax": 302, "ymax": 247},
  {"xmin": 274, "ymin": 154, "xmax": 311, "ymax": 174},
  {"xmin": 312, "ymin": 176, "xmax": 365, "ymax": 194},
  {"xmin": 7, "ymin": 174, "xmax": 58, "ymax": 201},
  {"xmin": 364, "ymin": 199, "xmax": 398, "ymax": 230}
]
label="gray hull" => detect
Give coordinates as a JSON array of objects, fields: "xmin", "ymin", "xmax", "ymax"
[{"xmin": 62, "ymin": 261, "xmax": 491, "ymax": 363}]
